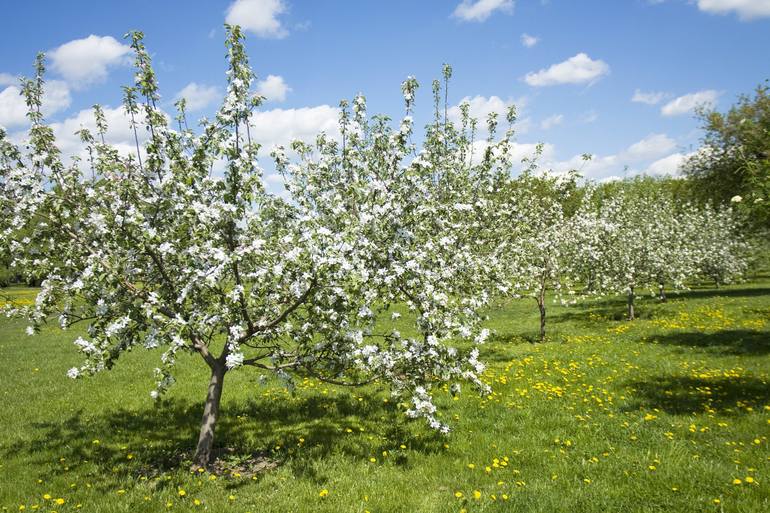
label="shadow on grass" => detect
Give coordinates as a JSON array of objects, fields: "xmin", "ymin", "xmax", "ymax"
[
  {"xmin": 623, "ymin": 374, "xmax": 770, "ymax": 416},
  {"xmin": 650, "ymin": 329, "xmax": 770, "ymax": 356},
  {"xmin": 1, "ymin": 389, "xmax": 445, "ymax": 489},
  {"xmin": 549, "ymin": 301, "xmax": 670, "ymax": 325},
  {"xmin": 549, "ymin": 284, "xmax": 770, "ymax": 325},
  {"xmin": 672, "ymin": 287, "xmax": 770, "ymax": 301}
]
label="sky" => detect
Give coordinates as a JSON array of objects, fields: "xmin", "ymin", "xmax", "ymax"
[{"xmin": 1, "ymin": 0, "xmax": 769, "ymax": 185}]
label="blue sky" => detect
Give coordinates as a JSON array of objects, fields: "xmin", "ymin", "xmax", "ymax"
[{"xmin": 1, "ymin": 0, "xmax": 769, "ymax": 182}]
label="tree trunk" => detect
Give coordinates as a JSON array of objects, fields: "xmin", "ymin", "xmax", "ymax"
[
  {"xmin": 537, "ymin": 296, "xmax": 546, "ymax": 342},
  {"xmin": 658, "ymin": 282, "xmax": 667, "ymax": 302},
  {"xmin": 627, "ymin": 286, "xmax": 635, "ymax": 321},
  {"xmin": 193, "ymin": 364, "xmax": 226, "ymax": 468}
]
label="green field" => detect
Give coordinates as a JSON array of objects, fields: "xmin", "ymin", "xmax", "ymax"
[{"xmin": 1, "ymin": 280, "xmax": 769, "ymax": 512}]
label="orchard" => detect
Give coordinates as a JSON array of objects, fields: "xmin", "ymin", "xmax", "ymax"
[{"xmin": 1, "ymin": 4, "xmax": 768, "ymax": 513}]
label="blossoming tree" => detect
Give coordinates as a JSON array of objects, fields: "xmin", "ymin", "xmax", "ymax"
[
  {"xmin": 689, "ymin": 204, "xmax": 749, "ymax": 287},
  {"xmin": 494, "ymin": 168, "xmax": 583, "ymax": 340},
  {"xmin": 0, "ymin": 27, "xmax": 517, "ymax": 467},
  {"xmin": 570, "ymin": 188, "xmax": 676, "ymax": 320},
  {"xmin": 570, "ymin": 183, "xmax": 749, "ymax": 319}
]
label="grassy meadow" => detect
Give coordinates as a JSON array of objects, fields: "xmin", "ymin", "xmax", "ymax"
[{"xmin": 1, "ymin": 279, "xmax": 769, "ymax": 512}]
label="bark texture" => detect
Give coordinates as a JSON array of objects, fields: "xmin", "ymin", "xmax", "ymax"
[
  {"xmin": 537, "ymin": 297, "xmax": 546, "ymax": 342},
  {"xmin": 193, "ymin": 364, "xmax": 226, "ymax": 468}
]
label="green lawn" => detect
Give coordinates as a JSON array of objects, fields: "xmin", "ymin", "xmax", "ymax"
[{"xmin": 1, "ymin": 280, "xmax": 769, "ymax": 512}]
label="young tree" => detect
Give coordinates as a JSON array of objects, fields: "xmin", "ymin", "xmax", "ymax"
[
  {"xmin": 496, "ymin": 169, "xmax": 582, "ymax": 340},
  {"xmin": 689, "ymin": 204, "xmax": 749, "ymax": 287},
  {"xmin": 0, "ymin": 28, "xmax": 514, "ymax": 467},
  {"xmin": 571, "ymin": 188, "xmax": 674, "ymax": 320}
]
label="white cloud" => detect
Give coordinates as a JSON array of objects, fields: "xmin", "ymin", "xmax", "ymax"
[
  {"xmin": 50, "ymin": 105, "xmax": 155, "ymax": 163},
  {"xmin": 174, "ymin": 83, "xmax": 221, "ymax": 112},
  {"xmin": 696, "ymin": 0, "xmax": 770, "ymax": 20},
  {"xmin": 521, "ymin": 33, "xmax": 539, "ymax": 47},
  {"xmin": 631, "ymin": 89, "xmax": 668, "ymax": 105},
  {"xmin": 0, "ymin": 73, "xmax": 17, "ymax": 86},
  {"xmin": 256, "ymin": 74, "xmax": 291, "ymax": 102},
  {"xmin": 0, "ymin": 87, "xmax": 27, "ymax": 128},
  {"xmin": 540, "ymin": 114, "xmax": 563, "ymax": 130},
  {"xmin": 549, "ymin": 133, "xmax": 679, "ymax": 180},
  {"xmin": 624, "ymin": 133, "xmax": 677, "ymax": 161},
  {"xmin": 661, "ymin": 90, "xmax": 720, "ymax": 116},
  {"xmin": 48, "ymin": 35, "xmax": 131, "ymax": 88},
  {"xmin": 452, "ymin": 0, "xmax": 514, "ymax": 22},
  {"xmin": 225, "ymin": 0, "xmax": 288, "ymax": 38},
  {"xmin": 524, "ymin": 53, "xmax": 610, "ymax": 87},
  {"xmin": 467, "ymin": 139, "xmax": 555, "ymax": 167},
  {"xmin": 0, "ymin": 80, "xmax": 71, "ymax": 128},
  {"xmin": 642, "ymin": 152, "xmax": 691, "ymax": 176},
  {"xmin": 447, "ymin": 95, "xmax": 531, "ymax": 134},
  {"xmin": 552, "ymin": 152, "xmax": 621, "ymax": 178},
  {"xmin": 248, "ymin": 105, "xmax": 340, "ymax": 155}
]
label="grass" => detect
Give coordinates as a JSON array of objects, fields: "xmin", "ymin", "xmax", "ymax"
[{"xmin": 1, "ymin": 279, "xmax": 769, "ymax": 512}]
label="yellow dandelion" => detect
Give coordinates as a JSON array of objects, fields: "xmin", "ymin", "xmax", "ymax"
[
  {"xmin": 472, "ymin": 490, "xmax": 481, "ymax": 500},
  {"xmin": 54, "ymin": 499, "xmax": 64, "ymax": 506},
  {"xmin": 454, "ymin": 492, "xmax": 463, "ymax": 498},
  {"xmin": 732, "ymin": 478, "xmax": 742, "ymax": 485},
  {"xmin": 319, "ymin": 489, "xmax": 329, "ymax": 498}
]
